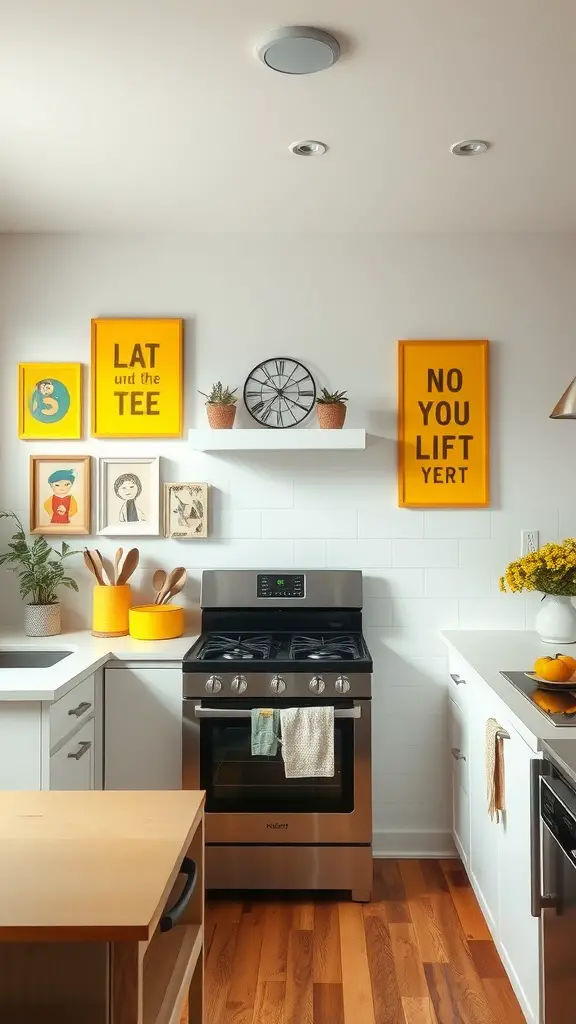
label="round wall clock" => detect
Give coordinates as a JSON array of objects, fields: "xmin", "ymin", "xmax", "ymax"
[{"xmin": 243, "ymin": 358, "xmax": 317, "ymax": 428}]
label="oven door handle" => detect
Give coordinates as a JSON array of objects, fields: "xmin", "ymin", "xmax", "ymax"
[{"xmin": 193, "ymin": 706, "xmax": 362, "ymax": 719}]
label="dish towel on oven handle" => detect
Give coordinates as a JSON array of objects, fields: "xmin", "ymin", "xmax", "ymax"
[
  {"xmin": 485, "ymin": 717, "xmax": 506, "ymax": 822},
  {"xmin": 251, "ymin": 708, "xmax": 280, "ymax": 756},
  {"xmin": 279, "ymin": 706, "xmax": 335, "ymax": 778}
]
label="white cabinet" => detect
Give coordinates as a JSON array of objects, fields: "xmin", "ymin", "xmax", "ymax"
[
  {"xmin": 449, "ymin": 651, "xmax": 540, "ymax": 1024},
  {"xmin": 105, "ymin": 666, "xmax": 182, "ymax": 790},
  {"xmin": 49, "ymin": 717, "xmax": 95, "ymax": 790}
]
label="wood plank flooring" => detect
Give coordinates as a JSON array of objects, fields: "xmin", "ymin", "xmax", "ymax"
[{"xmin": 203, "ymin": 859, "xmax": 526, "ymax": 1024}]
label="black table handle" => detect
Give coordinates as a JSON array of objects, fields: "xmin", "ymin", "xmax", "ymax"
[{"xmin": 160, "ymin": 857, "xmax": 198, "ymax": 933}]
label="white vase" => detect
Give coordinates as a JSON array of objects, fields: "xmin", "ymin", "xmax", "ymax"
[
  {"xmin": 535, "ymin": 594, "xmax": 576, "ymax": 644},
  {"xmin": 24, "ymin": 603, "xmax": 61, "ymax": 638}
]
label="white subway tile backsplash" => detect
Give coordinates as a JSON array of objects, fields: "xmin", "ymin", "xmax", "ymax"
[
  {"xmin": 294, "ymin": 539, "xmax": 327, "ymax": 566},
  {"xmin": 392, "ymin": 598, "xmax": 459, "ymax": 629},
  {"xmin": 175, "ymin": 539, "xmax": 295, "ymax": 568},
  {"xmin": 424, "ymin": 510, "xmax": 491, "ymax": 539},
  {"xmin": 326, "ymin": 539, "xmax": 391, "ymax": 568},
  {"xmin": 363, "ymin": 599, "xmax": 393, "ymax": 627},
  {"xmin": 263, "ymin": 509, "xmax": 357, "ymax": 539},
  {"xmin": 392, "ymin": 539, "xmax": 459, "ymax": 568},
  {"xmin": 458, "ymin": 596, "xmax": 526, "ymax": 630},
  {"xmin": 363, "ymin": 569, "xmax": 425, "ymax": 598},
  {"xmin": 358, "ymin": 506, "xmax": 424, "ymax": 539},
  {"xmin": 219, "ymin": 510, "xmax": 262, "ymax": 539},
  {"xmin": 225, "ymin": 472, "xmax": 294, "ymax": 509},
  {"xmin": 425, "ymin": 566, "xmax": 491, "ymax": 598}
]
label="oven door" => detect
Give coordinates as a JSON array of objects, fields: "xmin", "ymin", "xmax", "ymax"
[{"xmin": 183, "ymin": 696, "xmax": 371, "ymax": 844}]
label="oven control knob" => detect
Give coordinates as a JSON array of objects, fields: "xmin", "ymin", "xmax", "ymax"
[
  {"xmin": 335, "ymin": 675, "xmax": 351, "ymax": 694},
  {"xmin": 309, "ymin": 676, "xmax": 325, "ymax": 694},
  {"xmin": 205, "ymin": 675, "xmax": 222, "ymax": 694},
  {"xmin": 270, "ymin": 675, "xmax": 286, "ymax": 694},
  {"xmin": 231, "ymin": 674, "xmax": 248, "ymax": 694}
]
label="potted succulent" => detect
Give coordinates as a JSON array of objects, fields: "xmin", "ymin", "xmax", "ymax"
[
  {"xmin": 199, "ymin": 382, "xmax": 238, "ymax": 429},
  {"xmin": 0, "ymin": 511, "xmax": 80, "ymax": 636},
  {"xmin": 316, "ymin": 387, "xmax": 348, "ymax": 429}
]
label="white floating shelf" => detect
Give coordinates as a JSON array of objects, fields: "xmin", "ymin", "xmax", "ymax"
[{"xmin": 187, "ymin": 428, "xmax": 366, "ymax": 451}]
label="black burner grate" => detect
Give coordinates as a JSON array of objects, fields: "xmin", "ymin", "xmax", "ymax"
[
  {"xmin": 289, "ymin": 634, "xmax": 363, "ymax": 661},
  {"xmin": 197, "ymin": 634, "xmax": 273, "ymax": 661}
]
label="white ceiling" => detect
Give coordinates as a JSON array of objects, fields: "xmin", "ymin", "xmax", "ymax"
[{"xmin": 1, "ymin": 0, "xmax": 575, "ymax": 231}]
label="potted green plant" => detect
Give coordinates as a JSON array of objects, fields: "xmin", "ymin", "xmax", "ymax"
[
  {"xmin": 316, "ymin": 388, "xmax": 349, "ymax": 429},
  {"xmin": 0, "ymin": 512, "xmax": 80, "ymax": 636},
  {"xmin": 199, "ymin": 382, "xmax": 238, "ymax": 429}
]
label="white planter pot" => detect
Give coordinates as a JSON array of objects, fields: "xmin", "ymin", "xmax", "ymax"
[
  {"xmin": 535, "ymin": 594, "xmax": 576, "ymax": 644},
  {"xmin": 24, "ymin": 603, "xmax": 61, "ymax": 637}
]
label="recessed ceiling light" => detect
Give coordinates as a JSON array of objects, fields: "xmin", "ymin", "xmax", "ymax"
[
  {"xmin": 450, "ymin": 139, "xmax": 490, "ymax": 156},
  {"xmin": 289, "ymin": 140, "xmax": 328, "ymax": 157},
  {"xmin": 256, "ymin": 27, "xmax": 340, "ymax": 75}
]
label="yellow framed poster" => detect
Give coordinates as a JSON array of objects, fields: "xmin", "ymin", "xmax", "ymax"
[
  {"xmin": 19, "ymin": 363, "xmax": 82, "ymax": 440},
  {"xmin": 398, "ymin": 340, "xmax": 489, "ymax": 508},
  {"xmin": 91, "ymin": 318, "xmax": 183, "ymax": 437}
]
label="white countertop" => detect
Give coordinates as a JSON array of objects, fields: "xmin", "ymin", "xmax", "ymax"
[
  {"xmin": 442, "ymin": 630, "xmax": 576, "ymax": 746},
  {"xmin": 0, "ymin": 630, "xmax": 199, "ymax": 701}
]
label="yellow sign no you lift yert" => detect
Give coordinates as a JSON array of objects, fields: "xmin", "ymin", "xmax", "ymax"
[
  {"xmin": 91, "ymin": 318, "xmax": 183, "ymax": 438},
  {"xmin": 398, "ymin": 340, "xmax": 489, "ymax": 508}
]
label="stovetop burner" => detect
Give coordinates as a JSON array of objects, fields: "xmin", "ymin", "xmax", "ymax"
[
  {"xmin": 290, "ymin": 634, "xmax": 363, "ymax": 661},
  {"xmin": 198, "ymin": 634, "xmax": 273, "ymax": 661}
]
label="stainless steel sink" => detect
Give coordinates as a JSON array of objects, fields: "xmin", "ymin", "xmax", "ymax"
[{"xmin": 0, "ymin": 650, "xmax": 73, "ymax": 669}]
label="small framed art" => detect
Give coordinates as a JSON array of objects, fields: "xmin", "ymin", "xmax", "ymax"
[
  {"xmin": 98, "ymin": 457, "xmax": 160, "ymax": 536},
  {"xmin": 164, "ymin": 483, "xmax": 208, "ymax": 539},
  {"xmin": 30, "ymin": 455, "xmax": 91, "ymax": 535},
  {"xmin": 19, "ymin": 363, "xmax": 82, "ymax": 440}
]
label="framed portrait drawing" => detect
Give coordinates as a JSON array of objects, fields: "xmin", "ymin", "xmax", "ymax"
[
  {"xmin": 19, "ymin": 363, "xmax": 82, "ymax": 440},
  {"xmin": 164, "ymin": 483, "xmax": 208, "ymax": 539},
  {"xmin": 30, "ymin": 455, "xmax": 91, "ymax": 535},
  {"xmin": 98, "ymin": 457, "xmax": 160, "ymax": 536}
]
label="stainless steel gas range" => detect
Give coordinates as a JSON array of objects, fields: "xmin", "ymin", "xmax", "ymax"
[{"xmin": 182, "ymin": 569, "xmax": 373, "ymax": 902}]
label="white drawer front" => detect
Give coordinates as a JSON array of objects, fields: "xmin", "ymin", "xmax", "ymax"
[
  {"xmin": 50, "ymin": 673, "xmax": 95, "ymax": 751},
  {"xmin": 49, "ymin": 717, "xmax": 94, "ymax": 790},
  {"xmin": 449, "ymin": 697, "xmax": 469, "ymax": 794}
]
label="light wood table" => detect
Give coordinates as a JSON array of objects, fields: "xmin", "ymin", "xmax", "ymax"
[{"xmin": 0, "ymin": 789, "xmax": 205, "ymax": 1024}]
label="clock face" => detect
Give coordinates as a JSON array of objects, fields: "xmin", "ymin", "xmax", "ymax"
[{"xmin": 243, "ymin": 358, "xmax": 317, "ymax": 429}]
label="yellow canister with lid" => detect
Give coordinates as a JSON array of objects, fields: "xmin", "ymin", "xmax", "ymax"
[
  {"xmin": 92, "ymin": 585, "xmax": 131, "ymax": 637},
  {"xmin": 129, "ymin": 604, "xmax": 185, "ymax": 641}
]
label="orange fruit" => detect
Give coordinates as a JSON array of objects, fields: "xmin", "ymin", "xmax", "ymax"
[
  {"xmin": 538, "ymin": 658, "xmax": 572, "ymax": 683},
  {"xmin": 534, "ymin": 656, "xmax": 552, "ymax": 676},
  {"xmin": 557, "ymin": 654, "xmax": 576, "ymax": 673}
]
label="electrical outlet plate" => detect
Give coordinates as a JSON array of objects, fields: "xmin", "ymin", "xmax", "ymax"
[{"xmin": 521, "ymin": 530, "xmax": 539, "ymax": 556}]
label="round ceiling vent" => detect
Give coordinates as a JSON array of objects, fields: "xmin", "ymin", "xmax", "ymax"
[
  {"xmin": 450, "ymin": 139, "xmax": 490, "ymax": 156},
  {"xmin": 256, "ymin": 26, "xmax": 340, "ymax": 75},
  {"xmin": 289, "ymin": 140, "xmax": 328, "ymax": 157}
]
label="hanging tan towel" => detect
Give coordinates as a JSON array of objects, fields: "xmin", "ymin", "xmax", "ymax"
[
  {"xmin": 486, "ymin": 718, "xmax": 506, "ymax": 822},
  {"xmin": 280, "ymin": 706, "xmax": 335, "ymax": 778}
]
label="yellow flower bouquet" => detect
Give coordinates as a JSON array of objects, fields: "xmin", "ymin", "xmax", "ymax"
[{"xmin": 500, "ymin": 539, "xmax": 576, "ymax": 596}]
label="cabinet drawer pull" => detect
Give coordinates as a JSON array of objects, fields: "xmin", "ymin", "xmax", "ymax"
[
  {"xmin": 67, "ymin": 741, "xmax": 92, "ymax": 761},
  {"xmin": 450, "ymin": 673, "xmax": 466, "ymax": 686},
  {"xmin": 68, "ymin": 701, "xmax": 92, "ymax": 718},
  {"xmin": 451, "ymin": 747, "xmax": 466, "ymax": 761},
  {"xmin": 160, "ymin": 857, "xmax": 197, "ymax": 932}
]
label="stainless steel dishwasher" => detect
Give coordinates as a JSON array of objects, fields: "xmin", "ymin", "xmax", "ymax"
[{"xmin": 533, "ymin": 756, "xmax": 576, "ymax": 1023}]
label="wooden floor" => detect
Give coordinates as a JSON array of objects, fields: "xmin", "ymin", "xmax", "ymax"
[{"xmin": 202, "ymin": 859, "xmax": 526, "ymax": 1024}]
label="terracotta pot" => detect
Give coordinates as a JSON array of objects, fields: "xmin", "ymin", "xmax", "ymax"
[
  {"xmin": 206, "ymin": 403, "xmax": 237, "ymax": 429},
  {"xmin": 317, "ymin": 403, "xmax": 347, "ymax": 429},
  {"xmin": 24, "ymin": 603, "xmax": 61, "ymax": 637}
]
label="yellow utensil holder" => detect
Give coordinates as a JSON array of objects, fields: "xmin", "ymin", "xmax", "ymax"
[
  {"xmin": 129, "ymin": 604, "xmax": 185, "ymax": 641},
  {"xmin": 92, "ymin": 585, "xmax": 132, "ymax": 638}
]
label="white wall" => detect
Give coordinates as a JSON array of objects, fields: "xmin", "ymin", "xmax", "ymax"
[{"xmin": 1, "ymin": 232, "xmax": 575, "ymax": 854}]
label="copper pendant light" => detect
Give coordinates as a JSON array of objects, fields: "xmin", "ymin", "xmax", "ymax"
[{"xmin": 551, "ymin": 377, "xmax": 576, "ymax": 419}]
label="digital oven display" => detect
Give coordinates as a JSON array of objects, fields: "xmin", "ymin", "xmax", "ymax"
[{"xmin": 257, "ymin": 574, "xmax": 305, "ymax": 599}]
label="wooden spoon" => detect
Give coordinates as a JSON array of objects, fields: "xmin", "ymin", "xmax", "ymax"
[
  {"xmin": 114, "ymin": 547, "xmax": 124, "ymax": 586},
  {"xmin": 156, "ymin": 566, "xmax": 185, "ymax": 606},
  {"xmin": 153, "ymin": 569, "xmax": 167, "ymax": 604},
  {"xmin": 84, "ymin": 549, "xmax": 105, "ymax": 586},
  {"xmin": 94, "ymin": 549, "xmax": 113, "ymax": 587},
  {"xmin": 161, "ymin": 569, "xmax": 187, "ymax": 604},
  {"xmin": 117, "ymin": 548, "xmax": 140, "ymax": 586}
]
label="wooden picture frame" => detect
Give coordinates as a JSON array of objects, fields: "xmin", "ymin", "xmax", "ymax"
[
  {"xmin": 30, "ymin": 455, "xmax": 91, "ymax": 535},
  {"xmin": 98, "ymin": 457, "xmax": 160, "ymax": 536},
  {"xmin": 163, "ymin": 483, "xmax": 208, "ymax": 539},
  {"xmin": 398, "ymin": 340, "xmax": 490, "ymax": 508},
  {"xmin": 19, "ymin": 363, "xmax": 82, "ymax": 440},
  {"xmin": 91, "ymin": 318, "xmax": 183, "ymax": 438}
]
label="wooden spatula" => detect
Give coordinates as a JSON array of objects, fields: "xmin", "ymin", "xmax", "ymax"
[
  {"xmin": 114, "ymin": 548, "xmax": 124, "ymax": 586},
  {"xmin": 153, "ymin": 569, "xmax": 167, "ymax": 603},
  {"xmin": 156, "ymin": 566, "xmax": 185, "ymax": 605},
  {"xmin": 117, "ymin": 548, "xmax": 140, "ymax": 586},
  {"xmin": 84, "ymin": 549, "xmax": 105, "ymax": 586},
  {"xmin": 94, "ymin": 549, "xmax": 113, "ymax": 587},
  {"xmin": 161, "ymin": 568, "xmax": 187, "ymax": 604}
]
